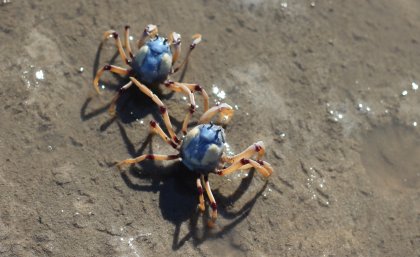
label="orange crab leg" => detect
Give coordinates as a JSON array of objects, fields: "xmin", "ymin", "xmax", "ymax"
[
  {"xmin": 202, "ymin": 175, "xmax": 218, "ymax": 228},
  {"xmin": 196, "ymin": 177, "xmax": 205, "ymax": 212},
  {"xmin": 164, "ymin": 81, "xmax": 197, "ymax": 135},
  {"xmin": 222, "ymin": 141, "xmax": 266, "ymax": 163},
  {"xmin": 173, "ymin": 34, "xmax": 202, "ymax": 73},
  {"xmin": 175, "ymin": 82, "xmax": 209, "ymax": 112},
  {"xmin": 117, "ymin": 154, "xmax": 180, "ymax": 170},
  {"xmin": 103, "ymin": 30, "xmax": 131, "ymax": 65},
  {"xmin": 217, "ymin": 158, "xmax": 273, "ymax": 178},
  {"xmin": 199, "ymin": 103, "xmax": 234, "ymax": 125},
  {"xmin": 168, "ymin": 32, "xmax": 182, "ymax": 65},
  {"xmin": 124, "ymin": 25, "xmax": 134, "ymax": 59},
  {"xmin": 164, "ymin": 81, "xmax": 210, "ymax": 134},
  {"xmin": 137, "ymin": 24, "xmax": 158, "ymax": 49},
  {"xmin": 108, "ymin": 80, "xmax": 133, "ymax": 116},
  {"xmin": 93, "ymin": 65, "xmax": 130, "ymax": 94},
  {"xmin": 149, "ymin": 120, "xmax": 179, "ymax": 149},
  {"xmin": 130, "ymin": 77, "xmax": 179, "ymax": 144}
]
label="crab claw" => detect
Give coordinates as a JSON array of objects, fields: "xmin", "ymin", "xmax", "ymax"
[
  {"xmin": 191, "ymin": 34, "xmax": 202, "ymax": 49},
  {"xmin": 217, "ymin": 103, "xmax": 234, "ymax": 124},
  {"xmin": 145, "ymin": 24, "xmax": 158, "ymax": 37},
  {"xmin": 169, "ymin": 32, "xmax": 181, "ymax": 46},
  {"xmin": 169, "ymin": 32, "xmax": 182, "ymax": 65},
  {"xmin": 145, "ymin": 24, "xmax": 155, "ymax": 31},
  {"xmin": 199, "ymin": 103, "xmax": 234, "ymax": 125},
  {"xmin": 138, "ymin": 24, "xmax": 158, "ymax": 48}
]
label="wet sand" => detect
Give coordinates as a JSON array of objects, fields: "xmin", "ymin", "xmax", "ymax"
[{"xmin": 0, "ymin": 0, "xmax": 419, "ymax": 256}]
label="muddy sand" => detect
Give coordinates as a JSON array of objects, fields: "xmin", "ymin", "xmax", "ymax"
[{"xmin": 0, "ymin": 0, "xmax": 419, "ymax": 256}]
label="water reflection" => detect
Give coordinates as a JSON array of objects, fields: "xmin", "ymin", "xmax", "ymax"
[
  {"xmin": 21, "ymin": 64, "xmax": 45, "ymax": 89},
  {"xmin": 411, "ymin": 82, "xmax": 418, "ymax": 91},
  {"xmin": 212, "ymin": 84, "xmax": 227, "ymax": 104}
]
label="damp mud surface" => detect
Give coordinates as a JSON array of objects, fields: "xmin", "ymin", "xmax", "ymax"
[
  {"xmin": 1, "ymin": 1, "xmax": 420, "ymax": 256},
  {"xmin": 361, "ymin": 124, "xmax": 420, "ymax": 192}
]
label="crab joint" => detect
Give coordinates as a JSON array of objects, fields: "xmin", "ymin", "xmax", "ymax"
[
  {"xmin": 189, "ymin": 104, "xmax": 196, "ymax": 114},
  {"xmin": 240, "ymin": 158, "xmax": 250, "ymax": 165}
]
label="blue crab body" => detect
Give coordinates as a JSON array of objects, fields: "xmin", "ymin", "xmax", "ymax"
[
  {"xmin": 180, "ymin": 124, "xmax": 226, "ymax": 174},
  {"xmin": 131, "ymin": 36, "xmax": 172, "ymax": 85}
]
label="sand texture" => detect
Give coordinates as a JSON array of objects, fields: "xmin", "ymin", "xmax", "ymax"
[{"xmin": 0, "ymin": 0, "xmax": 419, "ymax": 256}]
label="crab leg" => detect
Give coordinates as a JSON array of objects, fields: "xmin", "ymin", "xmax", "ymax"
[
  {"xmin": 164, "ymin": 81, "xmax": 210, "ymax": 134},
  {"xmin": 93, "ymin": 65, "xmax": 130, "ymax": 94},
  {"xmin": 217, "ymin": 158, "xmax": 273, "ymax": 178},
  {"xmin": 130, "ymin": 77, "xmax": 179, "ymax": 144},
  {"xmin": 137, "ymin": 24, "xmax": 158, "ymax": 49},
  {"xmin": 107, "ymin": 80, "xmax": 133, "ymax": 116},
  {"xmin": 174, "ymin": 82, "xmax": 209, "ymax": 112},
  {"xmin": 164, "ymin": 81, "xmax": 196, "ymax": 135},
  {"xmin": 222, "ymin": 141, "xmax": 266, "ymax": 163},
  {"xmin": 103, "ymin": 30, "xmax": 131, "ymax": 65},
  {"xmin": 202, "ymin": 175, "xmax": 218, "ymax": 228},
  {"xmin": 149, "ymin": 120, "xmax": 179, "ymax": 149},
  {"xmin": 124, "ymin": 25, "xmax": 134, "ymax": 59},
  {"xmin": 117, "ymin": 154, "xmax": 180, "ymax": 170},
  {"xmin": 168, "ymin": 32, "xmax": 182, "ymax": 65},
  {"xmin": 173, "ymin": 34, "xmax": 202, "ymax": 73},
  {"xmin": 198, "ymin": 103, "xmax": 234, "ymax": 125},
  {"xmin": 196, "ymin": 176, "xmax": 205, "ymax": 212}
]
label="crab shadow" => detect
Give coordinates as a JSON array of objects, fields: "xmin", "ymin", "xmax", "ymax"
[
  {"xmin": 115, "ymin": 122, "xmax": 268, "ymax": 250},
  {"xmin": 80, "ymin": 41, "xmax": 188, "ymax": 130}
]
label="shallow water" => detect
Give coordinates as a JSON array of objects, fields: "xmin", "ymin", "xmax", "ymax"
[{"xmin": 361, "ymin": 124, "xmax": 420, "ymax": 192}]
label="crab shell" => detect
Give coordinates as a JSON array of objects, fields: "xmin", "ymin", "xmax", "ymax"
[
  {"xmin": 131, "ymin": 36, "xmax": 172, "ymax": 86},
  {"xmin": 180, "ymin": 124, "xmax": 226, "ymax": 174}
]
